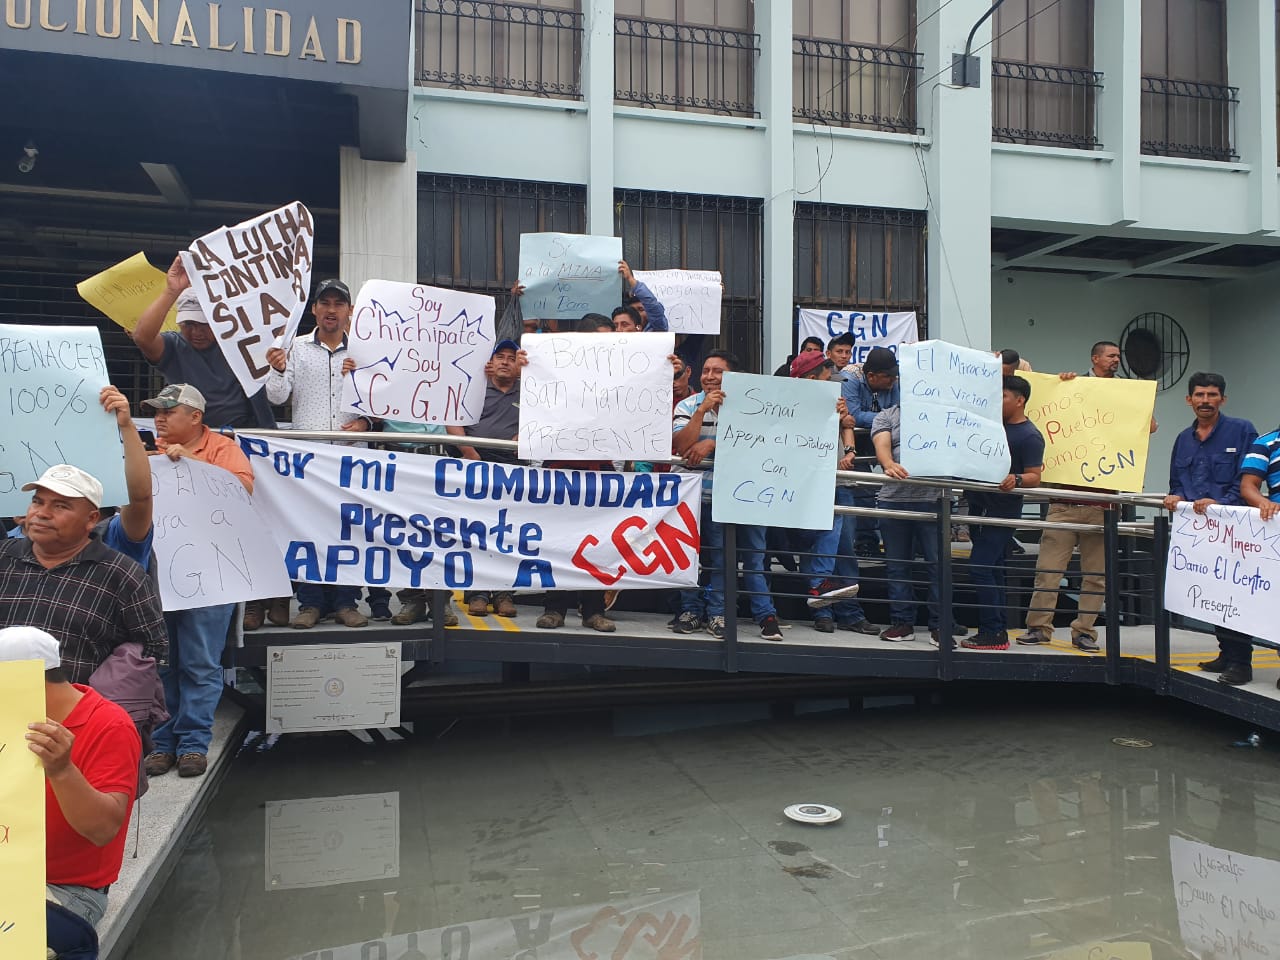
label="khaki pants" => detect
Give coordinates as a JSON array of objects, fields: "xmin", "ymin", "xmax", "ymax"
[{"xmin": 1024, "ymin": 503, "xmax": 1107, "ymax": 641}]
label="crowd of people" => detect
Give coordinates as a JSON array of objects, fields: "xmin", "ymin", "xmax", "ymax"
[{"xmin": 3, "ymin": 251, "xmax": 1280, "ymax": 954}]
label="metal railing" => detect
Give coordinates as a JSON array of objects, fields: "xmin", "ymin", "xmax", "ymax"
[
  {"xmin": 614, "ymin": 17, "xmax": 759, "ymax": 118},
  {"xmin": 793, "ymin": 38, "xmax": 921, "ymax": 134},
  {"xmin": 415, "ymin": 0, "xmax": 584, "ymax": 100},
  {"xmin": 1140, "ymin": 76, "xmax": 1238, "ymax": 162},
  {"xmin": 991, "ymin": 60, "xmax": 1102, "ymax": 149}
]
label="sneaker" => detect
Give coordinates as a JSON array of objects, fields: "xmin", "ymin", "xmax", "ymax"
[
  {"xmin": 467, "ymin": 596, "xmax": 490, "ymax": 616},
  {"xmin": 267, "ymin": 597, "xmax": 291, "ymax": 626},
  {"xmin": 1017, "ymin": 628, "xmax": 1052, "ymax": 646},
  {"xmin": 369, "ymin": 597, "xmax": 392, "ymax": 621},
  {"xmin": 838, "ymin": 619, "xmax": 880, "ymax": 635},
  {"xmin": 672, "ymin": 611, "xmax": 703, "ymax": 634},
  {"xmin": 177, "ymin": 753, "xmax": 208, "ymax": 778},
  {"xmin": 145, "ymin": 751, "xmax": 176, "ymax": 777},
  {"xmin": 879, "ymin": 624, "xmax": 914, "ymax": 642},
  {"xmin": 759, "ymin": 615, "xmax": 783, "ymax": 641},
  {"xmin": 1219, "ymin": 664, "xmax": 1253, "ymax": 686},
  {"xmin": 814, "ymin": 617, "xmax": 835, "ymax": 634},
  {"xmin": 706, "ymin": 616, "xmax": 726, "ymax": 639},
  {"xmin": 583, "ymin": 613, "xmax": 616, "ymax": 633},
  {"xmin": 333, "ymin": 607, "xmax": 369, "ymax": 628},
  {"xmin": 495, "ymin": 596, "xmax": 518, "ymax": 618},
  {"xmin": 961, "ymin": 631, "xmax": 1010, "ymax": 650},
  {"xmin": 391, "ymin": 600, "xmax": 426, "ymax": 626},
  {"xmin": 952, "ymin": 624, "xmax": 968, "ymax": 637},
  {"xmin": 536, "ymin": 611, "xmax": 565, "ymax": 629},
  {"xmin": 807, "ymin": 578, "xmax": 861, "ymax": 609},
  {"xmin": 242, "ymin": 600, "xmax": 264, "ymax": 632},
  {"xmin": 291, "ymin": 606, "xmax": 322, "ymax": 630},
  {"xmin": 1198, "ymin": 656, "xmax": 1229, "ymax": 673},
  {"xmin": 1072, "ymin": 634, "xmax": 1100, "ymax": 652}
]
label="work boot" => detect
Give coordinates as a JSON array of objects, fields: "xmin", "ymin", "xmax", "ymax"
[
  {"xmin": 391, "ymin": 599, "xmax": 426, "ymax": 626},
  {"xmin": 1198, "ymin": 656, "xmax": 1229, "ymax": 673},
  {"xmin": 583, "ymin": 613, "xmax": 616, "ymax": 633},
  {"xmin": 333, "ymin": 607, "xmax": 369, "ymax": 628},
  {"xmin": 536, "ymin": 610, "xmax": 565, "ymax": 629},
  {"xmin": 145, "ymin": 752, "xmax": 176, "ymax": 777},
  {"xmin": 267, "ymin": 597, "xmax": 291, "ymax": 626},
  {"xmin": 292, "ymin": 606, "xmax": 322, "ymax": 629},
  {"xmin": 435, "ymin": 602, "xmax": 459, "ymax": 627},
  {"xmin": 177, "ymin": 753, "xmax": 208, "ymax": 777},
  {"xmin": 242, "ymin": 600, "xmax": 264, "ymax": 632},
  {"xmin": 467, "ymin": 596, "xmax": 490, "ymax": 616},
  {"xmin": 495, "ymin": 596, "xmax": 518, "ymax": 618},
  {"xmin": 1219, "ymin": 664, "xmax": 1253, "ymax": 686}
]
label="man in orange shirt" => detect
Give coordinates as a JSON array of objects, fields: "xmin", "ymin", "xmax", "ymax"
[{"xmin": 143, "ymin": 384, "xmax": 254, "ymax": 778}]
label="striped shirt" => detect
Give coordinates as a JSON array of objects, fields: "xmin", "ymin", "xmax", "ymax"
[
  {"xmin": 0, "ymin": 537, "xmax": 168, "ymax": 683},
  {"xmin": 673, "ymin": 391, "xmax": 716, "ymax": 499},
  {"xmin": 1242, "ymin": 428, "xmax": 1280, "ymax": 503}
]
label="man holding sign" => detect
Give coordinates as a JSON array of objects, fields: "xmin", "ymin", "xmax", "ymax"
[
  {"xmin": 1162, "ymin": 373, "xmax": 1258, "ymax": 685},
  {"xmin": 1, "ymin": 626, "xmax": 140, "ymax": 941}
]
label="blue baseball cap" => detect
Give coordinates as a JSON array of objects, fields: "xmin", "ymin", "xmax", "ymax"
[{"xmin": 492, "ymin": 339, "xmax": 519, "ymax": 356}]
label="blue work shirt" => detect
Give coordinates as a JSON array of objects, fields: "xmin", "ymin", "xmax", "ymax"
[
  {"xmin": 630, "ymin": 280, "xmax": 669, "ymax": 332},
  {"xmin": 1168, "ymin": 414, "xmax": 1258, "ymax": 505},
  {"xmin": 840, "ymin": 368, "xmax": 900, "ymax": 429}
]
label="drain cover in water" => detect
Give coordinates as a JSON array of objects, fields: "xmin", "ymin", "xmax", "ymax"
[
  {"xmin": 1112, "ymin": 737, "xmax": 1153, "ymax": 748},
  {"xmin": 784, "ymin": 803, "xmax": 842, "ymax": 824}
]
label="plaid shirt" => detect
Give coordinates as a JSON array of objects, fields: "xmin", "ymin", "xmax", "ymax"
[{"xmin": 0, "ymin": 536, "xmax": 167, "ymax": 683}]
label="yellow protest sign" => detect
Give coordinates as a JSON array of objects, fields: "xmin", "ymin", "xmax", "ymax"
[
  {"xmin": 77, "ymin": 252, "xmax": 178, "ymax": 333},
  {"xmin": 1049, "ymin": 942, "xmax": 1152, "ymax": 960},
  {"xmin": 1024, "ymin": 372, "xmax": 1157, "ymax": 492},
  {"xmin": 0, "ymin": 659, "xmax": 47, "ymax": 960}
]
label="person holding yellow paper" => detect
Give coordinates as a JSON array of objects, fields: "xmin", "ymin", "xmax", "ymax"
[{"xmin": 1, "ymin": 625, "xmax": 140, "ymax": 946}]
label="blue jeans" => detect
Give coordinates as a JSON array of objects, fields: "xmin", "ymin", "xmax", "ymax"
[
  {"xmin": 681, "ymin": 503, "xmax": 776, "ymax": 622},
  {"xmin": 154, "ymin": 603, "xmax": 233, "ymax": 756},
  {"xmin": 879, "ymin": 500, "xmax": 940, "ymax": 629},
  {"xmin": 296, "ymin": 582, "xmax": 361, "ymax": 613},
  {"xmin": 832, "ymin": 486, "xmax": 869, "ymax": 624},
  {"xmin": 968, "ymin": 521, "xmax": 1016, "ymax": 633}
]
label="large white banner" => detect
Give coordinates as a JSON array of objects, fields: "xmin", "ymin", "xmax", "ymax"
[
  {"xmin": 342, "ymin": 280, "xmax": 495, "ymax": 426},
  {"xmin": 180, "ymin": 201, "xmax": 315, "ymax": 396},
  {"xmin": 1170, "ymin": 835, "xmax": 1280, "ymax": 960},
  {"xmin": 149, "ymin": 455, "xmax": 292, "ymax": 611},
  {"xmin": 518, "ymin": 332, "xmax": 675, "ymax": 462},
  {"xmin": 899, "ymin": 340, "xmax": 1010, "ymax": 484},
  {"xmin": 797, "ymin": 308, "xmax": 918, "ymax": 362},
  {"xmin": 634, "ymin": 269, "xmax": 723, "ymax": 333},
  {"xmin": 286, "ymin": 890, "xmax": 700, "ymax": 960},
  {"xmin": 239, "ymin": 434, "xmax": 701, "ymax": 591},
  {"xmin": 1164, "ymin": 503, "xmax": 1280, "ymax": 643}
]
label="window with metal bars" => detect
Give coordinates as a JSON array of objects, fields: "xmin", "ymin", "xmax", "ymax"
[
  {"xmin": 793, "ymin": 203, "xmax": 927, "ymax": 347},
  {"xmin": 613, "ymin": 189, "xmax": 764, "ymax": 373}
]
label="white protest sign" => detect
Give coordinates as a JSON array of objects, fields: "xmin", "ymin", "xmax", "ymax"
[
  {"xmin": 1163, "ymin": 503, "xmax": 1280, "ymax": 643},
  {"xmin": 634, "ymin": 269, "xmax": 723, "ymax": 333},
  {"xmin": 266, "ymin": 642, "xmax": 401, "ymax": 734},
  {"xmin": 265, "ymin": 792, "xmax": 400, "ymax": 891},
  {"xmin": 341, "ymin": 280, "xmax": 494, "ymax": 426},
  {"xmin": 1170, "ymin": 835, "xmax": 1280, "ymax": 960},
  {"xmin": 180, "ymin": 201, "xmax": 315, "ymax": 396},
  {"xmin": 797, "ymin": 309, "xmax": 918, "ymax": 362},
  {"xmin": 238, "ymin": 433, "xmax": 702, "ymax": 591},
  {"xmin": 518, "ymin": 232, "xmax": 623, "ymax": 321},
  {"xmin": 285, "ymin": 890, "xmax": 701, "ymax": 960},
  {"xmin": 518, "ymin": 332, "xmax": 675, "ymax": 462},
  {"xmin": 0, "ymin": 324, "xmax": 126, "ymax": 514},
  {"xmin": 149, "ymin": 455, "xmax": 292, "ymax": 611},
  {"xmin": 712, "ymin": 372, "xmax": 840, "ymax": 530},
  {"xmin": 899, "ymin": 340, "xmax": 1009, "ymax": 483}
]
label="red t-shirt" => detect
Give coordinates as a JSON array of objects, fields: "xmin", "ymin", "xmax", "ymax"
[{"xmin": 46, "ymin": 685, "xmax": 141, "ymax": 888}]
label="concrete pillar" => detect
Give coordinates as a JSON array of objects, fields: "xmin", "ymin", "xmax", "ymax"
[
  {"xmin": 1094, "ymin": 0, "xmax": 1142, "ymax": 226},
  {"xmin": 759, "ymin": 0, "xmax": 795, "ymax": 374},
  {"xmin": 583, "ymin": 0, "xmax": 616, "ymax": 235},
  {"xmin": 1227, "ymin": 0, "xmax": 1278, "ymax": 234},
  {"xmin": 339, "ymin": 146, "xmax": 419, "ymax": 288},
  {"xmin": 918, "ymin": 0, "xmax": 993, "ymax": 348}
]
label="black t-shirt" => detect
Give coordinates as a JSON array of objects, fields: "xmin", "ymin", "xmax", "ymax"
[{"xmin": 970, "ymin": 418, "xmax": 1045, "ymax": 516}]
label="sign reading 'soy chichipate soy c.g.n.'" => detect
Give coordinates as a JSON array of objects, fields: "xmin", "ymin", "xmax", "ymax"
[
  {"xmin": 180, "ymin": 202, "xmax": 315, "ymax": 397},
  {"xmin": 238, "ymin": 434, "xmax": 702, "ymax": 591}
]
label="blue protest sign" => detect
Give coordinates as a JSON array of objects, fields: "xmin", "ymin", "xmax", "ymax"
[
  {"xmin": 898, "ymin": 340, "xmax": 1009, "ymax": 483},
  {"xmin": 518, "ymin": 233, "xmax": 623, "ymax": 321},
  {"xmin": 712, "ymin": 372, "xmax": 841, "ymax": 529},
  {"xmin": 0, "ymin": 324, "xmax": 126, "ymax": 513}
]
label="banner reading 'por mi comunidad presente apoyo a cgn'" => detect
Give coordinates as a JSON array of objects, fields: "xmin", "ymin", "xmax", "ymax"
[{"xmin": 239, "ymin": 434, "xmax": 703, "ymax": 591}]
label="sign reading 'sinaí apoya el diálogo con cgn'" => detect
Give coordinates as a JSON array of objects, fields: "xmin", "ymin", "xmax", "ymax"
[{"xmin": 0, "ymin": 0, "xmax": 410, "ymax": 91}]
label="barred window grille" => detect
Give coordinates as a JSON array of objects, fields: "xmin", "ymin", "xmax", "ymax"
[{"xmin": 614, "ymin": 14, "xmax": 759, "ymax": 117}]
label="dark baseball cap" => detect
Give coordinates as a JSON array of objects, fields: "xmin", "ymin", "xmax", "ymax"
[
  {"xmin": 863, "ymin": 346, "xmax": 899, "ymax": 375},
  {"xmin": 314, "ymin": 279, "xmax": 351, "ymax": 302},
  {"xmin": 492, "ymin": 339, "xmax": 519, "ymax": 356}
]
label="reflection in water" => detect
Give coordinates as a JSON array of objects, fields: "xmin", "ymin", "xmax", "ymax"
[{"xmin": 123, "ymin": 701, "xmax": 1280, "ymax": 960}]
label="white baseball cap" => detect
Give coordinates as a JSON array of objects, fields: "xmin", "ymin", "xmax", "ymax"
[
  {"xmin": 0, "ymin": 626, "xmax": 62, "ymax": 670},
  {"xmin": 21, "ymin": 464, "xmax": 104, "ymax": 508},
  {"xmin": 175, "ymin": 290, "xmax": 209, "ymax": 325}
]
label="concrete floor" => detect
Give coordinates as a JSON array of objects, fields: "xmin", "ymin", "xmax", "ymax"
[{"xmin": 120, "ymin": 696, "xmax": 1280, "ymax": 960}]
